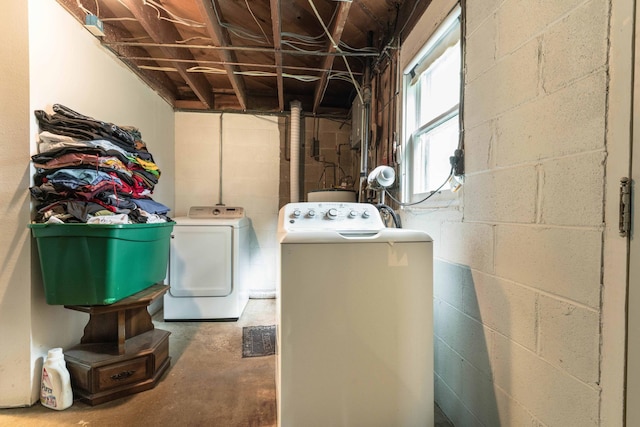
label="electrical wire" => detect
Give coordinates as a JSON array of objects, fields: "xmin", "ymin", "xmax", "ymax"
[
  {"xmin": 76, "ymin": 0, "xmax": 92, "ymax": 15},
  {"xmin": 245, "ymin": 0, "xmax": 271, "ymax": 44},
  {"xmin": 338, "ymin": 40, "xmax": 377, "ymax": 53},
  {"xmin": 120, "ymin": 35, "xmax": 152, "ymax": 42},
  {"xmin": 383, "ymin": 166, "xmax": 454, "ymax": 207},
  {"xmin": 281, "ymin": 31, "xmax": 379, "ymax": 56},
  {"xmin": 281, "ymin": 31, "xmax": 326, "ymax": 48},
  {"xmin": 457, "ymin": 2, "xmax": 466, "ymax": 153},
  {"xmin": 114, "ymin": 0, "xmax": 205, "ymax": 27},
  {"xmin": 280, "ymin": 6, "xmax": 338, "ymax": 48},
  {"xmin": 307, "ymin": 0, "xmax": 363, "ymax": 103},
  {"xmin": 396, "ymin": 0, "xmax": 422, "ymax": 38},
  {"xmin": 126, "ymin": 55, "xmax": 358, "ymax": 74},
  {"xmin": 226, "ymin": 25, "xmax": 268, "ymax": 44},
  {"xmin": 104, "ymin": 40, "xmax": 379, "ymax": 57},
  {"xmin": 143, "ymin": 0, "xmax": 206, "ymax": 27},
  {"xmin": 281, "ymin": 42, "xmax": 325, "ymax": 53},
  {"xmin": 210, "ymin": 0, "xmax": 268, "ymax": 44},
  {"xmin": 139, "ymin": 65, "xmax": 180, "ymax": 72},
  {"xmin": 101, "ymin": 17, "xmax": 139, "ymax": 22},
  {"xmin": 329, "ymin": 73, "xmax": 362, "ymax": 89},
  {"xmin": 186, "ymin": 66, "xmax": 322, "ymax": 82},
  {"xmin": 176, "ymin": 36, "xmax": 213, "ymax": 44}
]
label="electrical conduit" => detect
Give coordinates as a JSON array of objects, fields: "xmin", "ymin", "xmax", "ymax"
[{"xmin": 218, "ymin": 112, "xmax": 224, "ymax": 206}]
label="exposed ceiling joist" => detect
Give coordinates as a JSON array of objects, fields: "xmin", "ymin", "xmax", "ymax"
[
  {"xmin": 311, "ymin": 1, "xmax": 352, "ymax": 114},
  {"xmin": 196, "ymin": 0, "xmax": 248, "ymax": 111},
  {"xmin": 270, "ymin": 0, "xmax": 285, "ymax": 112},
  {"xmin": 56, "ymin": 0, "xmax": 409, "ymax": 115},
  {"xmin": 119, "ymin": 0, "xmax": 213, "ymax": 109}
]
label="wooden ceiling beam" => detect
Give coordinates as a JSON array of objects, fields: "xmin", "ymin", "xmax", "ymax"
[
  {"xmin": 196, "ymin": 0, "xmax": 248, "ymax": 111},
  {"xmin": 311, "ymin": 1, "xmax": 352, "ymax": 114},
  {"xmin": 395, "ymin": 0, "xmax": 433, "ymax": 40},
  {"xmin": 119, "ymin": 0, "xmax": 213, "ymax": 109},
  {"xmin": 270, "ymin": 0, "xmax": 285, "ymax": 112}
]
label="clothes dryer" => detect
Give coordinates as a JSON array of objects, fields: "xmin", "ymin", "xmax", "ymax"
[{"xmin": 164, "ymin": 206, "xmax": 250, "ymax": 321}]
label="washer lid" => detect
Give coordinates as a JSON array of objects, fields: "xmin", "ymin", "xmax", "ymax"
[{"xmin": 188, "ymin": 206, "xmax": 245, "ymax": 219}]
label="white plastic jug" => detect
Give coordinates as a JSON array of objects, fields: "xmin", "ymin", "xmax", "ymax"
[{"xmin": 40, "ymin": 348, "xmax": 73, "ymax": 410}]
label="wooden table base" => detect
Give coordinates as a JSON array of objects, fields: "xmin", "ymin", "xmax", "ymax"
[{"xmin": 63, "ymin": 284, "xmax": 171, "ymax": 405}]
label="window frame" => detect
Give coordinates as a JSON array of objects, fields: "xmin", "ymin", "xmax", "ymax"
[{"xmin": 400, "ymin": 6, "xmax": 462, "ymax": 207}]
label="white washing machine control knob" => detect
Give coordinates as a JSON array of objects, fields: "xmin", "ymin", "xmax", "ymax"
[
  {"xmin": 307, "ymin": 210, "xmax": 316, "ymax": 217},
  {"xmin": 362, "ymin": 210, "xmax": 370, "ymax": 218},
  {"xmin": 327, "ymin": 208, "xmax": 338, "ymax": 219},
  {"xmin": 349, "ymin": 210, "xmax": 357, "ymax": 218},
  {"xmin": 292, "ymin": 209, "xmax": 302, "ymax": 218}
]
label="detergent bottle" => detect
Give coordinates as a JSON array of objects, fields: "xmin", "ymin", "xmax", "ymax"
[{"xmin": 40, "ymin": 348, "xmax": 73, "ymax": 410}]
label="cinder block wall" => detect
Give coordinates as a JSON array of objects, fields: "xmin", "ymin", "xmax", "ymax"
[
  {"xmin": 302, "ymin": 117, "xmax": 355, "ymax": 197},
  {"xmin": 401, "ymin": 0, "xmax": 612, "ymax": 425},
  {"xmin": 278, "ymin": 117, "xmax": 355, "ymax": 208}
]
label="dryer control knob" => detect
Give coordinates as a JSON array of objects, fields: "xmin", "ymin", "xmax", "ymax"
[
  {"xmin": 349, "ymin": 210, "xmax": 357, "ymax": 218},
  {"xmin": 292, "ymin": 209, "xmax": 301, "ymax": 218},
  {"xmin": 362, "ymin": 211, "xmax": 370, "ymax": 218},
  {"xmin": 307, "ymin": 210, "xmax": 316, "ymax": 217},
  {"xmin": 327, "ymin": 208, "xmax": 338, "ymax": 219}
]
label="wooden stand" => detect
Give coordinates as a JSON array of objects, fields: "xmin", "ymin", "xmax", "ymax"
[{"xmin": 63, "ymin": 284, "xmax": 170, "ymax": 405}]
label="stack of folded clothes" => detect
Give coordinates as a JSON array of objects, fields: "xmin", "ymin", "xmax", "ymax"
[{"xmin": 30, "ymin": 104, "xmax": 171, "ymax": 224}]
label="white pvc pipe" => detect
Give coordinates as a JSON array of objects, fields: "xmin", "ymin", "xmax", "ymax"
[{"xmin": 290, "ymin": 100, "xmax": 302, "ymax": 202}]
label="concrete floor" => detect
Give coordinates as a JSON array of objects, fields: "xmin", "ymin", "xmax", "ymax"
[{"xmin": 0, "ymin": 299, "xmax": 453, "ymax": 426}]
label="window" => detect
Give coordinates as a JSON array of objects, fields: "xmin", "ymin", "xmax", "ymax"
[{"xmin": 402, "ymin": 7, "xmax": 461, "ymax": 203}]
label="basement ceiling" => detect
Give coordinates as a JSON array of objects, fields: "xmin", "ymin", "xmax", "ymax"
[{"xmin": 58, "ymin": 0, "xmax": 428, "ymax": 115}]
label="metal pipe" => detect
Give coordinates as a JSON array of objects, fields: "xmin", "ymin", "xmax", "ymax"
[
  {"xmin": 122, "ymin": 56, "xmax": 364, "ymax": 75},
  {"xmin": 103, "ymin": 41, "xmax": 380, "ymax": 57},
  {"xmin": 218, "ymin": 112, "xmax": 225, "ymax": 206}
]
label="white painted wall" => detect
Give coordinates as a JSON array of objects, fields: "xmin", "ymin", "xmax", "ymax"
[
  {"xmin": 400, "ymin": 0, "xmax": 629, "ymax": 425},
  {"xmin": 28, "ymin": 1, "xmax": 175, "ymax": 210},
  {"xmin": 0, "ymin": 0, "xmax": 174, "ymax": 406},
  {"xmin": 175, "ymin": 112, "xmax": 280, "ymax": 294},
  {"xmin": 0, "ymin": 0, "xmax": 35, "ymax": 409}
]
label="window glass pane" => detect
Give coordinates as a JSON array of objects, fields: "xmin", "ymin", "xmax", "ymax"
[
  {"xmin": 418, "ymin": 42, "xmax": 460, "ymax": 127},
  {"xmin": 412, "ymin": 134, "xmax": 427, "ymax": 194},
  {"xmin": 412, "ymin": 116, "xmax": 458, "ymax": 194},
  {"xmin": 405, "ymin": 83, "xmax": 417, "ymax": 134}
]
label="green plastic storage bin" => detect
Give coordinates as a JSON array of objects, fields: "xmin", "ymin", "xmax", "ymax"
[{"xmin": 29, "ymin": 222, "xmax": 175, "ymax": 305}]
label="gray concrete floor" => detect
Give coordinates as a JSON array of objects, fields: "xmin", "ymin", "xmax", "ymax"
[{"xmin": 0, "ymin": 299, "xmax": 454, "ymax": 426}]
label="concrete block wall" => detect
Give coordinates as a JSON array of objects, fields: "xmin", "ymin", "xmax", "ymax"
[
  {"xmin": 278, "ymin": 117, "xmax": 355, "ymax": 208},
  {"xmin": 401, "ymin": 0, "xmax": 610, "ymax": 425},
  {"xmin": 302, "ymin": 117, "xmax": 355, "ymax": 197}
]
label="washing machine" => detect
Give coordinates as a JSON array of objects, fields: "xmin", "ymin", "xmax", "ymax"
[
  {"xmin": 164, "ymin": 206, "xmax": 250, "ymax": 321},
  {"xmin": 277, "ymin": 202, "xmax": 434, "ymax": 427}
]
